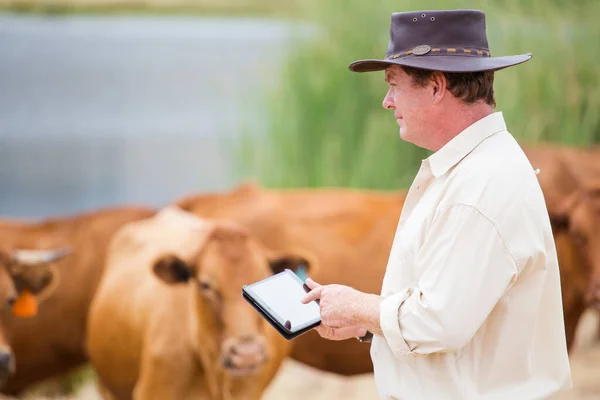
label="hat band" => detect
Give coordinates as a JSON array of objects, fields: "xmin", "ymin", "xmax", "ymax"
[{"xmin": 385, "ymin": 46, "xmax": 491, "ymax": 60}]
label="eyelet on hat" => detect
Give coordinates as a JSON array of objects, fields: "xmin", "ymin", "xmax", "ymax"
[
  {"xmin": 412, "ymin": 17, "xmax": 417, "ymax": 22},
  {"xmin": 430, "ymin": 17, "xmax": 435, "ymax": 21},
  {"xmin": 421, "ymin": 13, "xmax": 426, "ymax": 18}
]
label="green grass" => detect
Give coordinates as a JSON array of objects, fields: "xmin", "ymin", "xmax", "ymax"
[
  {"xmin": 0, "ymin": 0, "xmax": 305, "ymax": 18},
  {"xmin": 16, "ymin": 364, "xmax": 97, "ymax": 399},
  {"xmin": 235, "ymin": 0, "xmax": 600, "ymax": 190}
]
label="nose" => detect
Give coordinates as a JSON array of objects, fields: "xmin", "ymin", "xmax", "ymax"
[
  {"xmin": 220, "ymin": 335, "xmax": 267, "ymax": 377},
  {"xmin": 382, "ymin": 89, "xmax": 394, "ymax": 110},
  {"xmin": 0, "ymin": 349, "xmax": 15, "ymax": 385}
]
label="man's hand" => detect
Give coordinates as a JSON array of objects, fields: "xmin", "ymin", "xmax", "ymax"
[
  {"xmin": 301, "ymin": 278, "xmax": 382, "ymax": 341},
  {"xmin": 313, "ymin": 325, "xmax": 368, "ymax": 341}
]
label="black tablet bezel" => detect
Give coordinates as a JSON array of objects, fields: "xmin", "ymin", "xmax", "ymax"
[{"xmin": 242, "ymin": 269, "xmax": 321, "ymax": 340}]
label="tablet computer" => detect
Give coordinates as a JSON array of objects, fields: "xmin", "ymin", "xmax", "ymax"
[{"xmin": 242, "ymin": 269, "xmax": 321, "ymax": 340}]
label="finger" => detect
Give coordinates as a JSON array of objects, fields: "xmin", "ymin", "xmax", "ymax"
[
  {"xmin": 328, "ymin": 326, "xmax": 366, "ymax": 341},
  {"xmin": 304, "ymin": 278, "xmax": 321, "ymax": 290},
  {"xmin": 315, "ymin": 325, "xmax": 366, "ymax": 341},
  {"xmin": 301, "ymin": 286, "xmax": 323, "ymax": 304},
  {"xmin": 336, "ymin": 326, "xmax": 367, "ymax": 338},
  {"xmin": 315, "ymin": 324, "xmax": 330, "ymax": 338}
]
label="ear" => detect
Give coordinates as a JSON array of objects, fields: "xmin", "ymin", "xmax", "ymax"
[
  {"xmin": 268, "ymin": 250, "xmax": 318, "ymax": 281},
  {"xmin": 9, "ymin": 247, "xmax": 70, "ymax": 296},
  {"xmin": 11, "ymin": 264, "xmax": 59, "ymax": 318},
  {"xmin": 547, "ymin": 192, "xmax": 578, "ymax": 234},
  {"xmin": 12, "ymin": 263, "xmax": 59, "ymax": 299},
  {"xmin": 549, "ymin": 211, "xmax": 570, "ymax": 233},
  {"xmin": 6, "ymin": 248, "xmax": 69, "ymax": 317},
  {"xmin": 431, "ymin": 71, "xmax": 447, "ymax": 104},
  {"xmin": 152, "ymin": 254, "xmax": 192, "ymax": 285}
]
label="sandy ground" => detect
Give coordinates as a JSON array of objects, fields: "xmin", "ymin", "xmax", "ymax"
[
  {"xmin": 265, "ymin": 310, "xmax": 600, "ymax": 400},
  {"xmin": 4, "ymin": 310, "xmax": 600, "ymax": 400}
]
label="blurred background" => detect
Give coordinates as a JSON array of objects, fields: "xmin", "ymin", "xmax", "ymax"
[{"xmin": 1, "ymin": 0, "xmax": 599, "ymax": 398}]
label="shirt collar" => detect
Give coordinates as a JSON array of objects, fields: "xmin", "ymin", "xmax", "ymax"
[{"xmin": 427, "ymin": 111, "xmax": 507, "ymax": 178}]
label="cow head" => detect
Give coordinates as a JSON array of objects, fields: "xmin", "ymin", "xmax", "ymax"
[
  {"xmin": 151, "ymin": 221, "xmax": 316, "ymax": 379},
  {"xmin": 0, "ymin": 247, "xmax": 70, "ymax": 385},
  {"xmin": 549, "ymin": 183, "xmax": 600, "ymax": 309}
]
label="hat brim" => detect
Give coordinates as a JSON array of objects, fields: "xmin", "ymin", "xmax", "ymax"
[{"xmin": 348, "ymin": 53, "xmax": 532, "ymax": 73}]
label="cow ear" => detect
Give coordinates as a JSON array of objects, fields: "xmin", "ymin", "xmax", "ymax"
[
  {"xmin": 547, "ymin": 192, "xmax": 579, "ymax": 234},
  {"xmin": 10, "ymin": 263, "xmax": 59, "ymax": 318},
  {"xmin": 12, "ymin": 264, "xmax": 59, "ymax": 309},
  {"xmin": 268, "ymin": 250, "xmax": 318, "ymax": 281},
  {"xmin": 549, "ymin": 211, "xmax": 569, "ymax": 233},
  {"xmin": 9, "ymin": 249, "xmax": 65, "ymax": 302},
  {"xmin": 153, "ymin": 254, "xmax": 192, "ymax": 285}
]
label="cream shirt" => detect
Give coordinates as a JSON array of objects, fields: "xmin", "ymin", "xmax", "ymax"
[{"xmin": 371, "ymin": 112, "xmax": 572, "ymax": 400}]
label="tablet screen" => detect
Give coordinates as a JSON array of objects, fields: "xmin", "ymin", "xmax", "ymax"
[{"xmin": 247, "ymin": 270, "xmax": 321, "ymax": 332}]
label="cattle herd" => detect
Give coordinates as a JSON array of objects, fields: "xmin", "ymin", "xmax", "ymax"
[{"xmin": 0, "ymin": 142, "xmax": 598, "ymax": 399}]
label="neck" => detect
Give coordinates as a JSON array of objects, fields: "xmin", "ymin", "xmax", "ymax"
[{"xmin": 430, "ymin": 102, "xmax": 495, "ymax": 152}]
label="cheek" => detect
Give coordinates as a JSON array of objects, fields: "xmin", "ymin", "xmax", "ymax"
[
  {"xmin": 394, "ymin": 90, "xmax": 427, "ymax": 119},
  {"xmin": 392, "ymin": 91, "xmax": 407, "ymax": 111}
]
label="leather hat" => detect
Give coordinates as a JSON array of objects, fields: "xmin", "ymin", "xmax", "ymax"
[{"xmin": 349, "ymin": 9, "xmax": 532, "ymax": 73}]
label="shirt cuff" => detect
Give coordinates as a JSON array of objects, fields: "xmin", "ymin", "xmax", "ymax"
[{"xmin": 379, "ymin": 289, "xmax": 413, "ymax": 358}]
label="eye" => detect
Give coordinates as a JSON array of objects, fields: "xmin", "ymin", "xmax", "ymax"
[
  {"xmin": 389, "ymin": 84, "xmax": 401, "ymax": 94},
  {"xmin": 196, "ymin": 279, "xmax": 221, "ymax": 302},
  {"xmin": 7, "ymin": 295, "xmax": 17, "ymax": 308}
]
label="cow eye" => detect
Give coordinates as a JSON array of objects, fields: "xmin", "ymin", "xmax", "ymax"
[{"xmin": 197, "ymin": 280, "xmax": 221, "ymax": 302}]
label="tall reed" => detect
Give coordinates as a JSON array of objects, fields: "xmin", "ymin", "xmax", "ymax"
[{"xmin": 235, "ymin": 0, "xmax": 600, "ymax": 189}]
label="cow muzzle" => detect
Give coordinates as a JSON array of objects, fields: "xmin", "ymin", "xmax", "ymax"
[
  {"xmin": 0, "ymin": 348, "xmax": 15, "ymax": 387},
  {"xmin": 220, "ymin": 335, "xmax": 267, "ymax": 377}
]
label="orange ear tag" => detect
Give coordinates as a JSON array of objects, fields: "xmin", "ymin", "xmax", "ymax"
[{"xmin": 12, "ymin": 290, "xmax": 38, "ymax": 318}]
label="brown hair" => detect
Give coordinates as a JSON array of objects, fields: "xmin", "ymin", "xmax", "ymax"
[{"xmin": 402, "ymin": 66, "xmax": 496, "ymax": 107}]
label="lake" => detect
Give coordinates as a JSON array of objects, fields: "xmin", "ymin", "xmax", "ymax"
[{"xmin": 0, "ymin": 13, "xmax": 314, "ymax": 218}]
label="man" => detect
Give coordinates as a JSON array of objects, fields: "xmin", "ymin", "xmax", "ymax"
[{"xmin": 302, "ymin": 9, "xmax": 572, "ymax": 399}]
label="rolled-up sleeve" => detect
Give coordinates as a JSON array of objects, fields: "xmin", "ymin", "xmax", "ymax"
[{"xmin": 380, "ymin": 204, "xmax": 519, "ymax": 358}]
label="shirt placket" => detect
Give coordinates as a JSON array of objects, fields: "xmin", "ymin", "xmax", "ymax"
[{"xmin": 397, "ymin": 161, "xmax": 435, "ymax": 232}]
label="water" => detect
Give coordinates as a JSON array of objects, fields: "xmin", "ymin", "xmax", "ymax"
[{"xmin": 0, "ymin": 13, "xmax": 315, "ymax": 218}]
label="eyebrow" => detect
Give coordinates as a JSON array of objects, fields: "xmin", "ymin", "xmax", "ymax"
[{"xmin": 384, "ymin": 72, "xmax": 393, "ymax": 84}]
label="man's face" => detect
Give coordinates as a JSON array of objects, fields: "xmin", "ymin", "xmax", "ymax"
[{"xmin": 382, "ymin": 66, "xmax": 435, "ymax": 149}]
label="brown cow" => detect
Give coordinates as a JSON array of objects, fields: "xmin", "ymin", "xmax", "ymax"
[
  {"xmin": 175, "ymin": 178, "xmax": 597, "ymax": 374},
  {"xmin": 548, "ymin": 183, "xmax": 600, "ymax": 308},
  {"xmin": 523, "ymin": 144, "xmax": 600, "ymax": 346},
  {"xmin": 0, "ymin": 246, "xmax": 70, "ymax": 387},
  {"xmin": 0, "ymin": 206, "xmax": 155, "ymax": 396},
  {"xmin": 523, "ymin": 143, "xmax": 600, "ymax": 199},
  {"xmin": 86, "ymin": 206, "xmax": 317, "ymax": 400},
  {"xmin": 175, "ymin": 182, "xmax": 406, "ymax": 375}
]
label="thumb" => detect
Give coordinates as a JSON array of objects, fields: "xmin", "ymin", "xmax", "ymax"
[
  {"xmin": 301, "ymin": 285, "xmax": 323, "ymax": 304},
  {"xmin": 304, "ymin": 278, "xmax": 321, "ymax": 290}
]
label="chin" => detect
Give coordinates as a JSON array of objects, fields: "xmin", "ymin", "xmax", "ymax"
[
  {"xmin": 399, "ymin": 128, "xmax": 411, "ymax": 142},
  {"xmin": 399, "ymin": 129, "xmax": 423, "ymax": 148}
]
